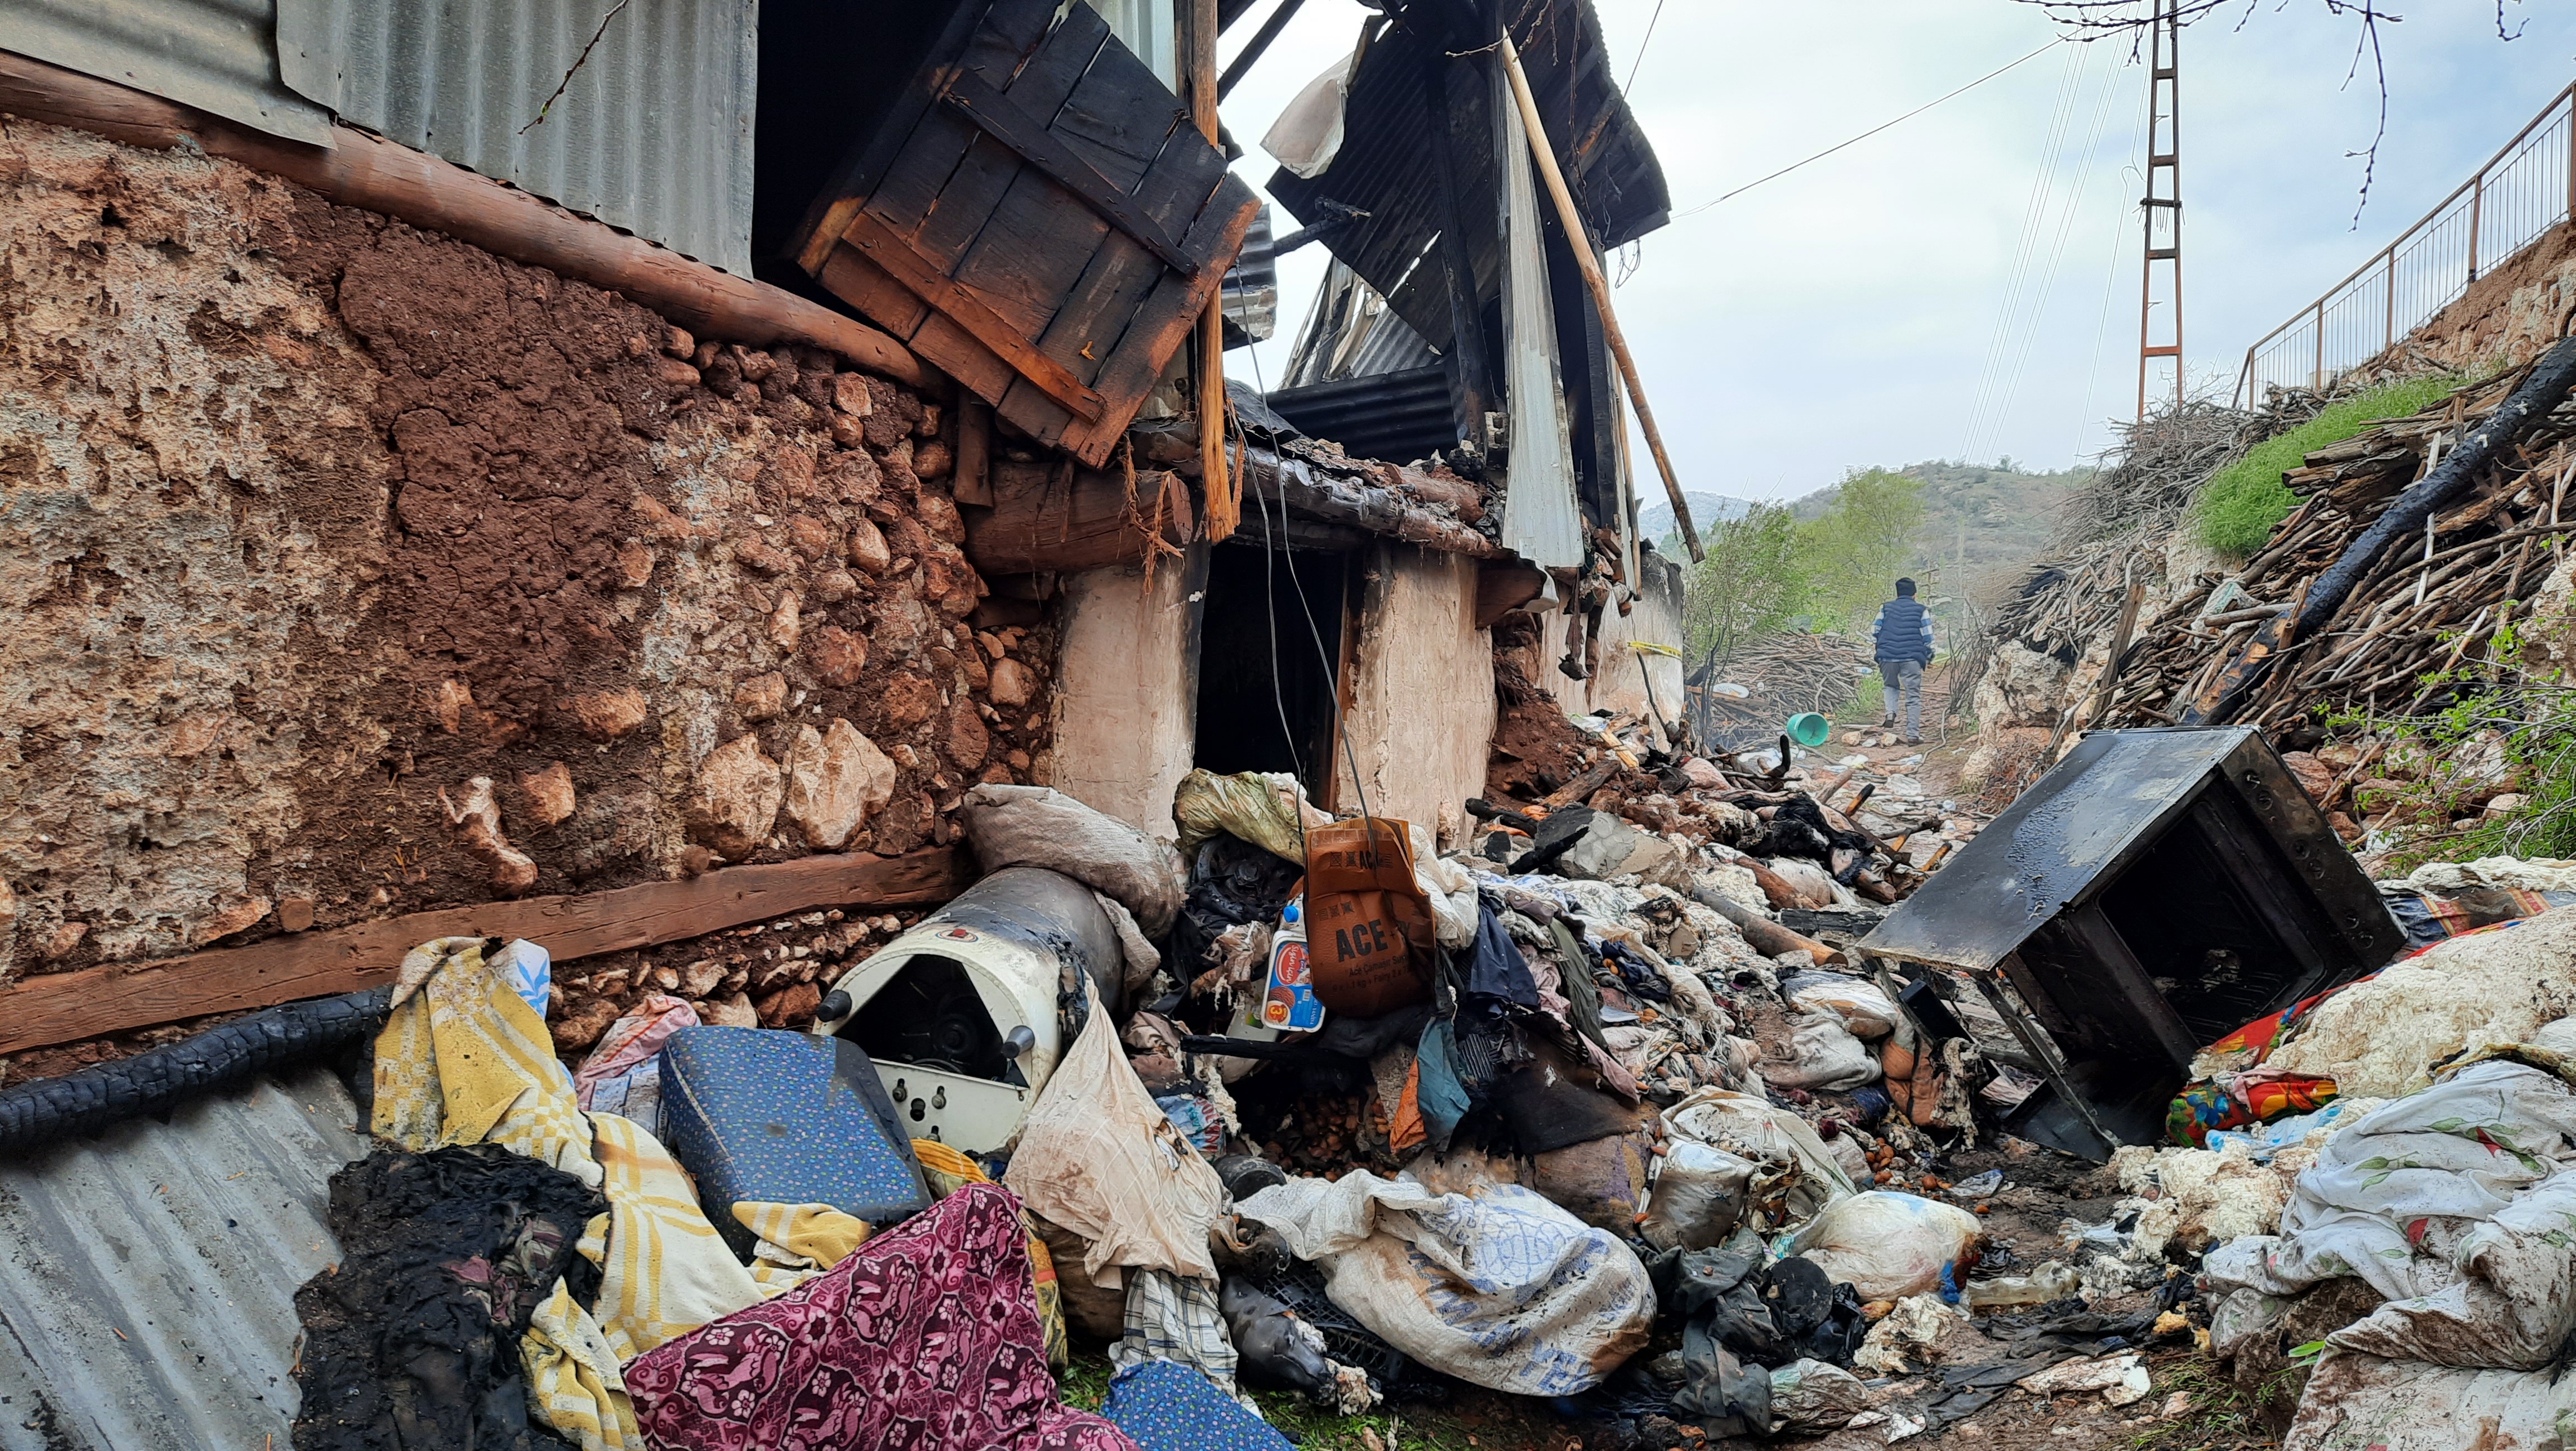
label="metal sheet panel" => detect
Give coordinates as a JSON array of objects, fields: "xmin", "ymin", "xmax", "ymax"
[
  {"xmin": 0, "ymin": 1067, "xmax": 363, "ymax": 1451},
  {"xmin": 1860, "ymin": 728, "xmax": 2257, "ymax": 975},
  {"xmin": 275, "ymin": 0, "xmax": 755, "ymax": 275},
  {"xmin": 1496, "ymin": 88, "xmax": 1582, "ymax": 569},
  {"xmin": 0, "ymin": 0, "xmax": 335, "ymax": 143}
]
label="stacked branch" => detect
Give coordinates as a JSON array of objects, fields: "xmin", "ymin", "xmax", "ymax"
[
  {"xmin": 1950, "ymin": 402, "xmax": 2252, "ymax": 723},
  {"xmin": 1689, "ymin": 631, "xmax": 1875, "ymax": 739},
  {"xmin": 2101, "ymin": 367, "xmax": 2576, "ymax": 729}
]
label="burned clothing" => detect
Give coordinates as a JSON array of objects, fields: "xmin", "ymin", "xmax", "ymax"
[{"xmin": 294, "ymin": 1145, "xmax": 607, "ymax": 1451}]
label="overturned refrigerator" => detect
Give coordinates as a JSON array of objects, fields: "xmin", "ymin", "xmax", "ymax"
[{"xmin": 1857, "ymin": 727, "xmax": 2402, "ymax": 1158}]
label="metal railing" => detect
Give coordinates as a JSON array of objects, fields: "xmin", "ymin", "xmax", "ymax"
[{"xmin": 2235, "ymin": 80, "xmax": 2576, "ymax": 406}]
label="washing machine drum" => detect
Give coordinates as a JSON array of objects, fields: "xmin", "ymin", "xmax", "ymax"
[{"xmin": 814, "ymin": 866, "xmax": 1123, "ymax": 1153}]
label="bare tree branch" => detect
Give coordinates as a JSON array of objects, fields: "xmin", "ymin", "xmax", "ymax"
[{"xmin": 2012, "ymin": 1, "xmax": 2425, "ymax": 223}]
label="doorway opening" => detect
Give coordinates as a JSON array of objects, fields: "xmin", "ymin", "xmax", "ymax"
[{"xmin": 1192, "ymin": 541, "xmax": 1348, "ymax": 805}]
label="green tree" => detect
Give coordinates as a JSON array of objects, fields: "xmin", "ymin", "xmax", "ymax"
[
  {"xmin": 1683, "ymin": 504, "xmax": 1808, "ymax": 678},
  {"xmin": 1795, "ymin": 468, "xmax": 1928, "ymax": 631}
]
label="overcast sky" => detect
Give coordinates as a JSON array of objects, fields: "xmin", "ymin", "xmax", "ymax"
[{"xmin": 1214, "ymin": 1, "xmax": 2576, "ymax": 501}]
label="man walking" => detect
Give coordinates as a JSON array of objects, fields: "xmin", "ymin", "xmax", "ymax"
[{"xmin": 1872, "ymin": 578, "xmax": 1935, "ymax": 744}]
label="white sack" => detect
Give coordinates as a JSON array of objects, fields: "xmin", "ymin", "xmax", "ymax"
[
  {"xmin": 1783, "ymin": 1191, "xmax": 1982, "ymax": 1302},
  {"xmin": 1004, "ymin": 983, "xmax": 1226, "ymax": 1287},
  {"xmin": 1664, "ymin": 1087, "xmax": 1856, "ymax": 1228},
  {"xmin": 956, "ymin": 784, "xmax": 1185, "ymax": 936},
  {"xmin": 2204, "ymin": 1059, "xmax": 2576, "ymax": 1357},
  {"xmin": 2266, "ymin": 907, "xmax": 2576, "ymax": 1097},
  {"xmin": 2283, "ymin": 1350, "xmax": 2576, "ymax": 1451},
  {"xmin": 1235, "ymin": 1171, "xmax": 1655, "ymax": 1396}
]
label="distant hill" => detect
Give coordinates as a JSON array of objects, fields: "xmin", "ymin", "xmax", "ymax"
[
  {"xmin": 1641, "ymin": 491, "xmax": 1759, "ymax": 547},
  {"xmin": 1789, "ymin": 460, "xmax": 2090, "ymax": 595}
]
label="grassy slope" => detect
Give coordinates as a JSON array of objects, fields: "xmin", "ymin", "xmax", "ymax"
[{"xmin": 2194, "ymin": 374, "xmax": 2465, "ymax": 555}]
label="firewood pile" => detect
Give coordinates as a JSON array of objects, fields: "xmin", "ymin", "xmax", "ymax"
[
  {"xmin": 2099, "ymin": 366, "xmax": 2575, "ymax": 731},
  {"xmin": 1689, "ymin": 630, "xmax": 1875, "ymax": 743}
]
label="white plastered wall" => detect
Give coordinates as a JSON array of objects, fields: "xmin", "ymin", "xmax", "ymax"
[
  {"xmin": 1331, "ymin": 544, "xmax": 1497, "ymax": 850},
  {"xmin": 1045, "ymin": 562, "xmax": 1194, "ymax": 841}
]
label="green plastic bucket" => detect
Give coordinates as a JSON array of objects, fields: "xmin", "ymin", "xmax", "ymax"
[{"xmin": 1785, "ymin": 713, "xmax": 1832, "ymax": 748}]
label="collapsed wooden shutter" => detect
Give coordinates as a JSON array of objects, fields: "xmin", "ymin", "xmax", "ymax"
[{"xmin": 791, "ymin": 0, "xmax": 1260, "ymax": 467}]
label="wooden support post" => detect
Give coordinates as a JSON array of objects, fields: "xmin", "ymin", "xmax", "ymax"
[
  {"xmin": 1497, "ymin": 35, "xmax": 1702, "ymax": 563},
  {"xmin": 1189, "ymin": 0, "xmax": 1238, "ymax": 543},
  {"xmin": 953, "ymin": 396, "xmax": 994, "ymax": 507}
]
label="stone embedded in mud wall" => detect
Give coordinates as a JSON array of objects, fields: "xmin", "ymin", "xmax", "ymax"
[
  {"xmin": 686, "ymin": 734, "xmax": 785, "ymax": 863},
  {"xmin": 779, "ymin": 720, "xmax": 899, "ymax": 851},
  {"xmin": 518, "ymin": 762, "xmax": 577, "ymax": 829},
  {"xmin": 0, "ymin": 119, "xmax": 1059, "ymax": 1017},
  {"xmin": 442, "ymin": 776, "xmax": 539, "ymax": 894}
]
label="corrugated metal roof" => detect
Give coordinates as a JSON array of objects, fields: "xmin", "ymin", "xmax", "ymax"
[
  {"xmin": 275, "ymin": 0, "xmax": 757, "ymax": 275},
  {"xmin": 0, "ymin": 1067, "xmax": 362, "ymax": 1451},
  {"xmin": 1265, "ymin": 0, "xmax": 1668, "ymax": 359},
  {"xmin": 0, "ymin": 0, "xmax": 336, "ymax": 144}
]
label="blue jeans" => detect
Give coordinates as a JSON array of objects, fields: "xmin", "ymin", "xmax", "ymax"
[{"xmin": 1879, "ymin": 658, "xmax": 1924, "ymax": 738}]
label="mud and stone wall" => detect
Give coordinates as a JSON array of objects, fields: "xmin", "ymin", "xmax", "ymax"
[
  {"xmin": 1047, "ymin": 561, "xmax": 1196, "ymax": 840},
  {"xmin": 0, "ymin": 120, "xmax": 1057, "ymax": 1070}
]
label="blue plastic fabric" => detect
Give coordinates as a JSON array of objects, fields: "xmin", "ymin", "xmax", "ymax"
[
  {"xmin": 1414, "ymin": 1018, "xmax": 1471, "ymax": 1156},
  {"xmin": 1100, "ymin": 1357, "xmax": 1295, "ymax": 1451},
  {"xmin": 495, "ymin": 938, "xmax": 552, "ymax": 1019}
]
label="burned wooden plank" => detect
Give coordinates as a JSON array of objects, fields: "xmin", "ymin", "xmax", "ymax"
[
  {"xmin": 1057, "ymin": 173, "xmax": 1260, "ymax": 461},
  {"xmin": 943, "ymin": 71, "xmax": 1197, "ymax": 274},
  {"xmin": 836, "ymin": 210, "xmax": 1108, "ymax": 421},
  {"xmin": 0, "ymin": 848, "xmax": 972, "ymax": 1056}
]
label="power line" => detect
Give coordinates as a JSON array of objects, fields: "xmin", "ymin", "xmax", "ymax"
[
  {"xmin": 1673, "ymin": 36, "xmax": 2068, "ymax": 218},
  {"xmin": 1980, "ymin": 38, "xmax": 2125, "ymax": 463},
  {"xmin": 1959, "ymin": 38, "xmax": 2091, "ymax": 461},
  {"xmin": 1621, "ymin": 0, "xmax": 1667, "ymax": 96}
]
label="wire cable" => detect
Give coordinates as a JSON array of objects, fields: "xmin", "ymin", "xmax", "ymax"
[
  {"xmin": 1980, "ymin": 37, "xmax": 2125, "ymax": 462},
  {"xmin": 1672, "ymin": 35, "xmax": 2067, "ymax": 218},
  {"xmin": 1620, "ymin": 0, "xmax": 1667, "ymax": 96},
  {"xmin": 1960, "ymin": 37, "xmax": 2091, "ymax": 461}
]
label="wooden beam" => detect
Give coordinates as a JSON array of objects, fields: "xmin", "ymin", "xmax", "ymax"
[
  {"xmin": 0, "ymin": 48, "xmax": 932, "ymax": 390},
  {"xmin": 0, "ymin": 848, "xmax": 971, "ymax": 1056},
  {"xmin": 940, "ymin": 73, "xmax": 1198, "ymax": 275},
  {"xmin": 833, "ymin": 210, "xmax": 1108, "ymax": 422},
  {"xmin": 964, "ymin": 459, "xmax": 1194, "ymax": 574},
  {"xmin": 1217, "ymin": 0, "xmax": 1307, "ymax": 101},
  {"xmin": 1497, "ymin": 35, "xmax": 1702, "ymax": 564},
  {"xmin": 1475, "ymin": 559, "xmax": 1549, "ymax": 629},
  {"xmin": 953, "ymin": 395, "xmax": 995, "ymax": 506},
  {"xmin": 1189, "ymin": 0, "xmax": 1238, "ymax": 543}
]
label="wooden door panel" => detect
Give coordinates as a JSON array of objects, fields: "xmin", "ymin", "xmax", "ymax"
[{"xmin": 793, "ymin": 0, "xmax": 1257, "ymax": 467}]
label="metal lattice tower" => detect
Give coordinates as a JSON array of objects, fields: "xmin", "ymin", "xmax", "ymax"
[{"xmin": 2136, "ymin": 0, "xmax": 2183, "ymax": 418}]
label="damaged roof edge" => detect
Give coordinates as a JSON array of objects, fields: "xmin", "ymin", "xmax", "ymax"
[{"xmin": 0, "ymin": 1067, "xmax": 362, "ymax": 1451}]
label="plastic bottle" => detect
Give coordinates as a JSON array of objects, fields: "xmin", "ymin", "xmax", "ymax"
[{"xmin": 1963, "ymin": 1259, "xmax": 2079, "ymax": 1311}]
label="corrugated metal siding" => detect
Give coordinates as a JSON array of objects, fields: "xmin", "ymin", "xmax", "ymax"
[
  {"xmin": 1496, "ymin": 90, "xmax": 1583, "ymax": 569},
  {"xmin": 0, "ymin": 0, "xmax": 335, "ymax": 143},
  {"xmin": 1221, "ymin": 204, "xmax": 1276, "ymax": 347},
  {"xmin": 0, "ymin": 1067, "xmax": 363, "ymax": 1451},
  {"xmin": 275, "ymin": 0, "xmax": 756, "ymax": 275}
]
